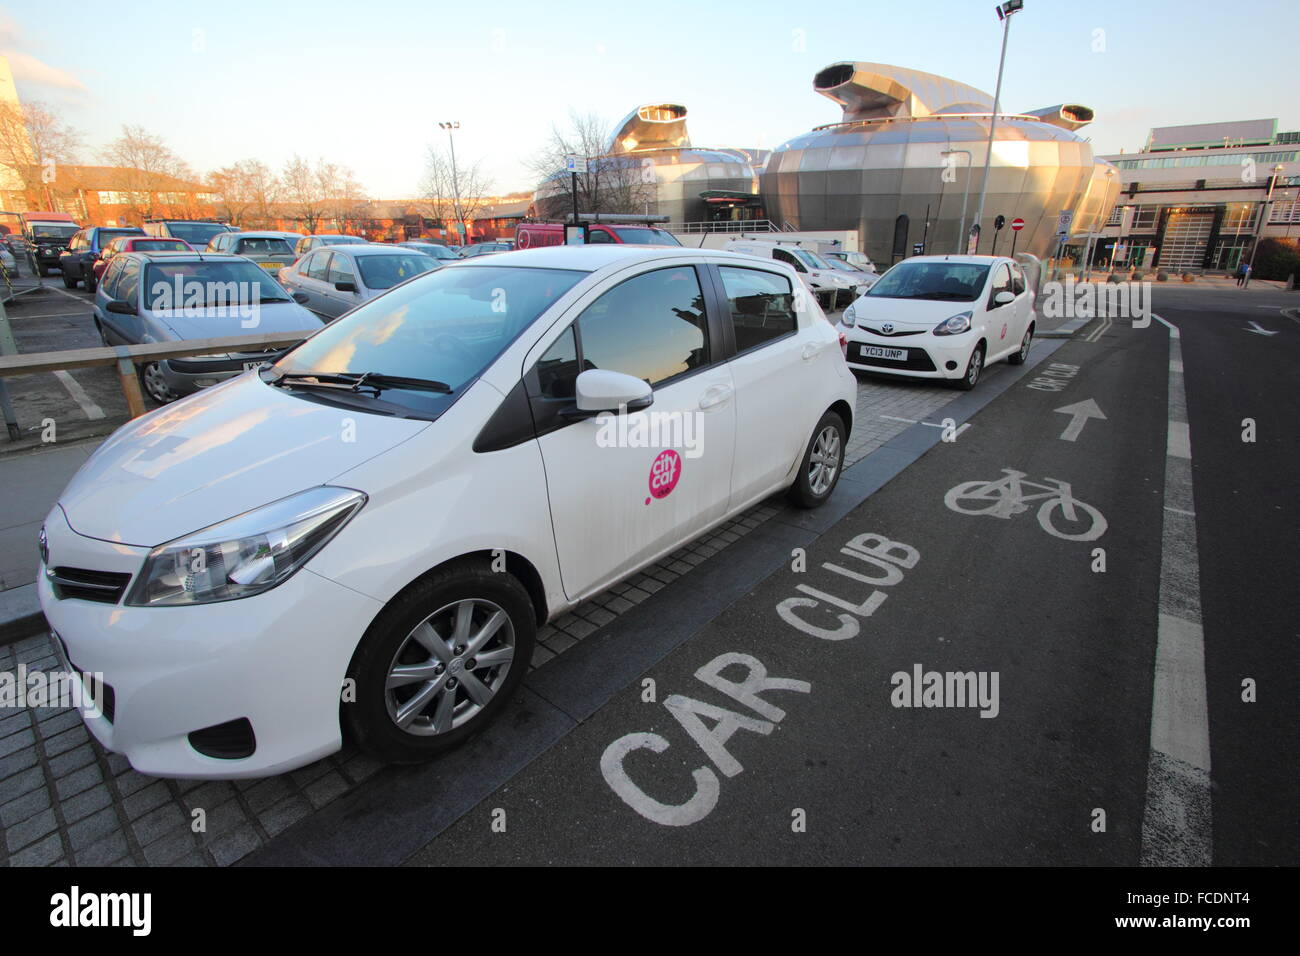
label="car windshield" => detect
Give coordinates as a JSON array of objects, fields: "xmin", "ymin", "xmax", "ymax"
[
  {"xmin": 274, "ymin": 266, "xmax": 585, "ymax": 416},
  {"xmin": 143, "ymin": 260, "xmax": 293, "ymax": 309},
  {"xmin": 31, "ymin": 225, "xmax": 78, "ymax": 240},
  {"xmin": 320, "ymin": 235, "xmax": 367, "ymax": 245},
  {"xmin": 357, "ymin": 253, "xmax": 438, "ymax": 289},
  {"xmin": 866, "ymin": 261, "xmax": 991, "ymax": 301},
  {"xmin": 610, "ymin": 227, "xmax": 681, "ymax": 246},
  {"xmin": 234, "ymin": 237, "xmax": 294, "ymax": 255},
  {"xmin": 791, "ymin": 249, "xmax": 829, "ymax": 270},
  {"xmin": 165, "ymin": 223, "xmax": 228, "ymax": 246}
]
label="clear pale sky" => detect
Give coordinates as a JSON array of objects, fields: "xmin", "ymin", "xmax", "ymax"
[{"xmin": 5, "ymin": 0, "xmax": 1297, "ymax": 198}]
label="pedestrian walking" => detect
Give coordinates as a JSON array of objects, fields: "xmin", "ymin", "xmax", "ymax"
[{"xmin": 1236, "ymin": 261, "xmax": 1251, "ymax": 287}]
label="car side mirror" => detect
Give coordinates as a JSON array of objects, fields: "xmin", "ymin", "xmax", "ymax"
[
  {"xmin": 993, "ymin": 290, "xmax": 1015, "ymax": 306},
  {"xmin": 571, "ymin": 369, "xmax": 653, "ymax": 416},
  {"xmin": 334, "ymin": 280, "xmax": 357, "ymax": 292},
  {"xmin": 292, "ymin": 292, "xmax": 309, "ymax": 304},
  {"xmin": 106, "ymin": 299, "xmax": 136, "ymax": 315}
]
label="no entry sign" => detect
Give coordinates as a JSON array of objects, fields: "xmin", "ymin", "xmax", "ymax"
[{"xmin": 1010, "ymin": 217, "xmax": 1025, "ymax": 232}]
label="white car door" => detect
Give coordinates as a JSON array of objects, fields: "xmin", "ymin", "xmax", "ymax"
[
  {"xmin": 985, "ymin": 263, "xmax": 1017, "ymax": 361},
  {"xmin": 711, "ymin": 263, "xmax": 813, "ymax": 509},
  {"xmin": 526, "ymin": 263, "xmax": 737, "ymax": 601}
]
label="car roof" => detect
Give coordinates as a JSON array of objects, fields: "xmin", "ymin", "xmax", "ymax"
[
  {"xmin": 902, "ymin": 255, "xmax": 1014, "ymax": 265},
  {"xmin": 326, "ymin": 244, "xmax": 427, "ymax": 257},
  {"xmin": 122, "ymin": 251, "xmax": 246, "ymax": 262},
  {"xmin": 227, "ymin": 231, "xmax": 296, "ymax": 239}
]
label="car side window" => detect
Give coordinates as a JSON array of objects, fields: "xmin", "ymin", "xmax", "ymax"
[
  {"xmin": 327, "ymin": 253, "xmax": 355, "ymax": 285},
  {"xmin": 304, "ymin": 251, "xmax": 330, "ymax": 281},
  {"xmin": 101, "ymin": 259, "xmax": 125, "ymax": 298},
  {"xmin": 575, "ymin": 266, "xmax": 708, "ymax": 387},
  {"xmin": 772, "ymin": 248, "xmax": 805, "ymax": 273},
  {"xmin": 1010, "ymin": 265, "xmax": 1026, "ymax": 296},
  {"xmin": 535, "ymin": 325, "xmax": 580, "ymax": 399},
  {"xmin": 587, "ymin": 229, "xmax": 613, "ymax": 244},
  {"xmin": 990, "ymin": 265, "xmax": 1013, "ymax": 305},
  {"xmin": 115, "ymin": 259, "xmax": 141, "ymax": 304},
  {"xmin": 718, "ymin": 266, "xmax": 798, "ymax": 352}
]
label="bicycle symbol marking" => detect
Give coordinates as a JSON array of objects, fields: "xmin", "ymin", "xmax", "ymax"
[{"xmin": 944, "ymin": 469, "xmax": 1107, "ymax": 541}]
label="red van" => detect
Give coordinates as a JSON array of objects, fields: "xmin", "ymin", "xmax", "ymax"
[{"xmin": 515, "ymin": 221, "xmax": 681, "ymax": 249}]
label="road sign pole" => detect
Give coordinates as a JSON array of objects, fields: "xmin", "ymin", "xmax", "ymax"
[{"xmin": 0, "ymin": 295, "xmax": 20, "ymax": 440}]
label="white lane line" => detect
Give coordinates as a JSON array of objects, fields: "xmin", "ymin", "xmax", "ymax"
[
  {"xmin": 53, "ymin": 370, "xmax": 106, "ymax": 420},
  {"xmin": 879, "ymin": 415, "xmax": 918, "ymax": 423},
  {"xmin": 1140, "ymin": 312, "xmax": 1212, "ymax": 867}
]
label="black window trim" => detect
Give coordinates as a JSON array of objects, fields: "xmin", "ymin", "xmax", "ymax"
[{"xmin": 702, "ymin": 262, "xmax": 800, "ymax": 360}]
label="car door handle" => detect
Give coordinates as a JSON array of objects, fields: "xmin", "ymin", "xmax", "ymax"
[{"xmin": 699, "ymin": 384, "xmax": 733, "ymax": 410}]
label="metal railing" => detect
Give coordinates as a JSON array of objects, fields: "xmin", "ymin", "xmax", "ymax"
[
  {"xmin": 673, "ymin": 220, "xmax": 782, "ymax": 234},
  {"xmin": 0, "ymin": 331, "xmax": 309, "ymax": 438}
]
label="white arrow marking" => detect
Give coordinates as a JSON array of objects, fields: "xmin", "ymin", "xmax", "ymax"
[
  {"xmin": 1054, "ymin": 398, "xmax": 1107, "ymax": 441},
  {"xmin": 1244, "ymin": 321, "xmax": 1278, "ymax": 336}
]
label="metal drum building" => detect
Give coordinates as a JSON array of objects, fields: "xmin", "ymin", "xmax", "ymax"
[{"xmin": 760, "ymin": 62, "xmax": 1119, "ymax": 263}]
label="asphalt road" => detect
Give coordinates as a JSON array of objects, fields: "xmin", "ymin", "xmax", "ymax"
[
  {"xmin": 402, "ymin": 315, "xmax": 1184, "ymax": 865},
  {"xmin": 1151, "ymin": 287, "xmax": 1300, "ymax": 866}
]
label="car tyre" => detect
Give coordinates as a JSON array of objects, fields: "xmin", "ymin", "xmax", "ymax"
[
  {"xmin": 85, "ymin": 273, "xmax": 98, "ymax": 294},
  {"xmin": 343, "ymin": 559, "xmax": 535, "ymax": 764},
  {"xmin": 952, "ymin": 343, "xmax": 984, "ymax": 391},
  {"xmin": 61, "ymin": 270, "xmax": 77, "ymax": 289},
  {"xmin": 788, "ymin": 409, "xmax": 847, "ymax": 509},
  {"xmin": 1006, "ymin": 323, "xmax": 1033, "ymax": 365},
  {"xmin": 140, "ymin": 362, "xmax": 177, "ymax": 405}
]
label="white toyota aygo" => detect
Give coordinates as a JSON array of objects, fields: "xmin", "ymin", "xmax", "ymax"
[{"xmin": 39, "ymin": 245, "xmax": 856, "ymax": 778}]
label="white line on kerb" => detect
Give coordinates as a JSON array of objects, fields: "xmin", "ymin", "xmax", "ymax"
[
  {"xmin": 53, "ymin": 370, "xmax": 105, "ymax": 420},
  {"xmin": 1140, "ymin": 313, "xmax": 1212, "ymax": 866}
]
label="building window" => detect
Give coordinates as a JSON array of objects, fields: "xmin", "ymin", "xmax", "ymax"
[
  {"xmin": 1105, "ymin": 206, "xmax": 1123, "ymax": 227},
  {"xmin": 1131, "ymin": 205, "xmax": 1159, "ymax": 230},
  {"xmin": 1221, "ymin": 204, "xmax": 1259, "ymax": 231},
  {"xmin": 1269, "ymin": 200, "xmax": 1300, "ymax": 225}
]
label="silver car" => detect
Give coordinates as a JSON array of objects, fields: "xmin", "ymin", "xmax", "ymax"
[
  {"xmin": 204, "ymin": 231, "xmax": 299, "ymax": 279},
  {"xmin": 397, "ymin": 241, "xmax": 461, "ymax": 263},
  {"xmin": 292, "ymin": 233, "xmax": 369, "ymax": 261},
  {"xmin": 94, "ymin": 252, "xmax": 323, "ymax": 404},
  {"xmin": 278, "ymin": 244, "xmax": 439, "ymax": 319}
]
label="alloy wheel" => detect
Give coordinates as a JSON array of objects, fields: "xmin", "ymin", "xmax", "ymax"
[
  {"xmin": 808, "ymin": 424, "xmax": 842, "ymax": 496},
  {"xmin": 383, "ymin": 598, "xmax": 516, "ymax": 736}
]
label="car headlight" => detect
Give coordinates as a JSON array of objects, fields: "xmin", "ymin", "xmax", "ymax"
[
  {"xmin": 933, "ymin": 311, "xmax": 973, "ymax": 336},
  {"xmin": 125, "ymin": 486, "xmax": 366, "ymax": 607},
  {"xmin": 842, "ymin": 301, "xmax": 857, "ymax": 326}
]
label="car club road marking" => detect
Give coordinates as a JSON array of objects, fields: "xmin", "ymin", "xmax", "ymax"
[
  {"xmin": 600, "ymin": 533, "xmax": 920, "ymax": 827},
  {"xmin": 1141, "ymin": 315, "xmax": 1212, "ymax": 866},
  {"xmin": 1053, "ymin": 398, "xmax": 1106, "ymax": 442}
]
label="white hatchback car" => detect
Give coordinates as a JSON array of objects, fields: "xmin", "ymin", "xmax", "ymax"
[
  {"xmin": 39, "ymin": 245, "xmax": 856, "ymax": 778},
  {"xmin": 840, "ymin": 255, "xmax": 1035, "ymax": 389}
]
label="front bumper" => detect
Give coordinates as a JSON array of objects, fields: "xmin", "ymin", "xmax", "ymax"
[
  {"xmin": 38, "ymin": 506, "xmax": 383, "ymax": 779},
  {"xmin": 843, "ymin": 329, "xmax": 976, "ymax": 380}
]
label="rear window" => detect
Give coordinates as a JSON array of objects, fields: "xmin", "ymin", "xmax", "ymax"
[
  {"xmin": 164, "ymin": 222, "xmax": 229, "ymax": 247},
  {"xmin": 234, "ymin": 237, "xmax": 294, "ymax": 255},
  {"xmin": 132, "ymin": 239, "xmax": 189, "ymax": 252}
]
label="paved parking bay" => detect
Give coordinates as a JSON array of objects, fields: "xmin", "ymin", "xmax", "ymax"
[{"xmin": 0, "ymin": 328, "xmax": 1021, "ymax": 865}]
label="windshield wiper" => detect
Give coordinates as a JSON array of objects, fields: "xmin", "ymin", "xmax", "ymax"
[{"xmin": 270, "ymin": 370, "xmax": 452, "ymax": 395}]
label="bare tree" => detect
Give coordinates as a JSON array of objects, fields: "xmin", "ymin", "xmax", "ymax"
[
  {"xmin": 100, "ymin": 125, "xmax": 195, "ymax": 222},
  {"xmin": 281, "ymin": 155, "xmax": 328, "ymax": 233},
  {"xmin": 419, "ymin": 146, "xmax": 493, "ymax": 241},
  {"xmin": 527, "ymin": 110, "xmax": 656, "ymax": 220},
  {"xmin": 0, "ymin": 100, "xmax": 83, "ymax": 208},
  {"xmin": 323, "ymin": 164, "xmax": 368, "ymax": 234},
  {"xmin": 209, "ymin": 160, "xmax": 280, "ymax": 227}
]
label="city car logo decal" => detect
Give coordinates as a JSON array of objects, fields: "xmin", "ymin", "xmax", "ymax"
[{"xmin": 647, "ymin": 450, "xmax": 682, "ymax": 504}]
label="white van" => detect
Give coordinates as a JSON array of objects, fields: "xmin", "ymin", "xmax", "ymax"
[{"xmin": 724, "ymin": 239, "xmax": 859, "ymax": 311}]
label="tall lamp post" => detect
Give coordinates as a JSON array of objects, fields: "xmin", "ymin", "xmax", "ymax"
[
  {"xmin": 971, "ymin": 0, "xmax": 1023, "ymax": 253},
  {"xmin": 942, "ymin": 148, "xmax": 972, "ymax": 254},
  {"xmin": 1243, "ymin": 163, "xmax": 1284, "ymax": 288},
  {"xmin": 438, "ymin": 121, "xmax": 462, "ymax": 243}
]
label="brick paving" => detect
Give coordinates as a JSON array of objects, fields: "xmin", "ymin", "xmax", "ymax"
[{"xmin": 0, "ymin": 369, "xmax": 963, "ymax": 867}]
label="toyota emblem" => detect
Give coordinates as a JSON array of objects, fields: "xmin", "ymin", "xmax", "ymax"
[{"xmin": 882, "ymin": 323, "xmax": 894, "ymax": 334}]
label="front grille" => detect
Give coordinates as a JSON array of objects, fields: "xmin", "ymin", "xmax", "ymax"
[
  {"xmin": 861, "ymin": 326, "xmax": 926, "ymax": 337},
  {"xmin": 189, "ymin": 718, "xmax": 257, "ymax": 760},
  {"xmin": 850, "ymin": 343, "xmax": 938, "ymax": 372},
  {"xmin": 48, "ymin": 567, "xmax": 132, "ymax": 605}
]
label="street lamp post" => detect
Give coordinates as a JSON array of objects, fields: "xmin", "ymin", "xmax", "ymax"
[
  {"xmin": 942, "ymin": 148, "xmax": 972, "ymax": 254},
  {"xmin": 971, "ymin": 0, "xmax": 1023, "ymax": 254},
  {"xmin": 438, "ymin": 121, "xmax": 462, "ymax": 242},
  {"xmin": 1243, "ymin": 163, "xmax": 1284, "ymax": 289}
]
